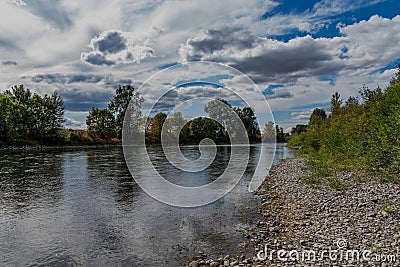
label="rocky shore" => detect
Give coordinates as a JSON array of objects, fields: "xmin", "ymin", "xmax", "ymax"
[{"xmin": 187, "ymin": 157, "xmax": 400, "ymax": 266}]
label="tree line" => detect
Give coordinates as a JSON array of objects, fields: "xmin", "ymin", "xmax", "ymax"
[
  {"xmin": 87, "ymin": 89, "xmax": 266, "ymax": 144},
  {"xmin": 1, "ymin": 83, "xmax": 288, "ymax": 147},
  {"xmin": 288, "ymin": 65, "xmax": 400, "ymax": 182}
]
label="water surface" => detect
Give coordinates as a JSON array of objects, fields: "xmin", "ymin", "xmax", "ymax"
[{"xmin": 0, "ymin": 144, "xmax": 292, "ymax": 266}]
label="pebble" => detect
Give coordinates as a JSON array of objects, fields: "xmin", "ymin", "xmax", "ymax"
[{"xmin": 185, "ymin": 158, "xmax": 400, "ymax": 266}]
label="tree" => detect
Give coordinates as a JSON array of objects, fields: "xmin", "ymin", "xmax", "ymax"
[
  {"xmin": 291, "ymin": 124, "xmax": 308, "ymax": 135},
  {"xmin": 0, "ymin": 95, "xmax": 17, "ymax": 145},
  {"xmin": 4, "ymin": 85, "xmax": 35, "ymax": 141},
  {"xmin": 330, "ymin": 92, "xmax": 343, "ymax": 117},
  {"xmin": 309, "ymin": 108, "xmax": 327, "ymax": 127},
  {"xmin": 86, "ymin": 108, "xmax": 116, "ymax": 140},
  {"xmin": 262, "ymin": 121, "xmax": 276, "ymax": 142},
  {"xmin": 236, "ymin": 107, "xmax": 260, "ymax": 142},
  {"xmin": 31, "ymin": 92, "xmax": 65, "ymax": 143},
  {"xmin": 163, "ymin": 112, "xmax": 187, "ymax": 138},
  {"xmin": 1, "ymin": 85, "xmax": 66, "ymax": 145},
  {"xmin": 275, "ymin": 125, "xmax": 285, "ymax": 142},
  {"xmin": 344, "ymin": 96, "xmax": 359, "ymax": 108},
  {"xmin": 204, "ymin": 99, "xmax": 234, "ymax": 138},
  {"xmin": 48, "ymin": 91, "xmax": 65, "ymax": 132},
  {"xmin": 108, "ymin": 84, "xmax": 144, "ymax": 138},
  {"xmin": 148, "ymin": 112, "xmax": 167, "ymax": 143},
  {"xmin": 189, "ymin": 117, "xmax": 206, "ymax": 143}
]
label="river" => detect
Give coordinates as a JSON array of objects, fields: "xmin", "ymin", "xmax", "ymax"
[{"xmin": 0, "ymin": 144, "xmax": 292, "ymax": 266}]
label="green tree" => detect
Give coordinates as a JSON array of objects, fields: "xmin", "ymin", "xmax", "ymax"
[
  {"xmin": 86, "ymin": 108, "xmax": 116, "ymax": 140},
  {"xmin": 309, "ymin": 108, "xmax": 327, "ymax": 127},
  {"xmin": 31, "ymin": 92, "xmax": 65, "ymax": 143},
  {"xmin": 330, "ymin": 92, "xmax": 343, "ymax": 117},
  {"xmin": 108, "ymin": 85, "xmax": 144, "ymax": 138},
  {"xmin": 204, "ymin": 99, "xmax": 233, "ymax": 139},
  {"xmin": 291, "ymin": 124, "xmax": 308, "ymax": 135},
  {"xmin": 4, "ymin": 85, "xmax": 35, "ymax": 142},
  {"xmin": 0, "ymin": 94, "xmax": 17, "ymax": 146},
  {"xmin": 275, "ymin": 125, "xmax": 285, "ymax": 143},
  {"xmin": 163, "ymin": 112, "xmax": 187, "ymax": 138},
  {"xmin": 236, "ymin": 107, "xmax": 260, "ymax": 142},
  {"xmin": 148, "ymin": 112, "xmax": 167, "ymax": 143},
  {"xmin": 262, "ymin": 121, "xmax": 276, "ymax": 142}
]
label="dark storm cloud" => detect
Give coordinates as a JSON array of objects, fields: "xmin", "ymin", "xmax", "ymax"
[
  {"xmin": 182, "ymin": 26, "xmax": 256, "ymax": 61},
  {"xmin": 1, "ymin": 60, "xmax": 17, "ymax": 66},
  {"xmin": 57, "ymin": 88, "xmax": 114, "ymax": 112},
  {"xmin": 81, "ymin": 52, "xmax": 115, "ymax": 66},
  {"xmin": 180, "ymin": 26, "xmax": 345, "ymax": 84},
  {"xmin": 103, "ymin": 78, "xmax": 133, "ymax": 88},
  {"xmin": 265, "ymin": 90, "xmax": 294, "ymax": 99},
  {"xmin": 93, "ymin": 31, "xmax": 127, "ymax": 54},
  {"xmin": 30, "ymin": 73, "xmax": 103, "ymax": 84},
  {"xmin": 24, "ymin": 0, "xmax": 73, "ymax": 30},
  {"xmin": 28, "ymin": 73, "xmax": 133, "ymax": 90},
  {"xmin": 230, "ymin": 40, "xmax": 344, "ymax": 84}
]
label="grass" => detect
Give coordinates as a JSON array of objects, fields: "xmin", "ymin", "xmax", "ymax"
[
  {"xmin": 326, "ymin": 177, "xmax": 348, "ymax": 190},
  {"xmin": 382, "ymin": 200, "xmax": 395, "ymax": 215}
]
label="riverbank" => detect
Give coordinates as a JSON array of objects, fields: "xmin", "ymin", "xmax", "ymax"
[
  {"xmin": 0, "ymin": 144, "xmax": 122, "ymax": 153},
  {"xmin": 187, "ymin": 157, "xmax": 400, "ymax": 266}
]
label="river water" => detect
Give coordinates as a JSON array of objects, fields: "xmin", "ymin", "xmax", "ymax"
[{"xmin": 0, "ymin": 144, "xmax": 292, "ymax": 266}]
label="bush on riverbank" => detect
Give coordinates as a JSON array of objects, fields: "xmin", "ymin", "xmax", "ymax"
[{"xmin": 288, "ymin": 65, "xmax": 400, "ymax": 183}]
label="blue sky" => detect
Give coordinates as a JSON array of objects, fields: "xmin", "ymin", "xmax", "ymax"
[{"xmin": 0, "ymin": 0, "xmax": 399, "ymax": 131}]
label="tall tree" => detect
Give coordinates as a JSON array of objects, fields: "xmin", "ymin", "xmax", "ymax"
[
  {"xmin": 204, "ymin": 99, "xmax": 234, "ymax": 139},
  {"xmin": 86, "ymin": 108, "xmax": 116, "ymax": 140},
  {"xmin": 262, "ymin": 121, "xmax": 276, "ymax": 142},
  {"xmin": 330, "ymin": 92, "xmax": 343, "ymax": 117},
  {"xmin": 291, "ymin": 124, "xmax": 308, "ymax": 135},
  {"xmin": 275, "ymin": 125, "xmax": 285, "ymax": 143},
  {"xmin": 236, "ymin": 107, "xmax": 260, "ymax": 142},
  {"xmin": 148, "ymin": 112, "xmax": 167, "ymax": 143},
  {"xmin": 309, "ymin": 108, "xmax": 327, "ymax": 127},
  {"xmin": 48, "ymin": 91, "xmax": 65, "ymax": 132},
  {"xmin": 108, "ymin": 85, "xmax": 144, "ymax": 138},
  {"xmin": 4, "ymin": 85, "xmax": 35, "ymax": 142},
  {"xmin": 0, "ymin": 95, "xmax": 17, "ymax": 145}
]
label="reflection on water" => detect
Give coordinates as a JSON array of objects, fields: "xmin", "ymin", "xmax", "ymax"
[{"xmin": 0, "ymin": 144, "xmax": 292, "ymax": 266}]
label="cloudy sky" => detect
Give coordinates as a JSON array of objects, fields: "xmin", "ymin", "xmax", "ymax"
[{"xmin": 0, "ymin": 0, "xmax": 399, "ymax": 130}]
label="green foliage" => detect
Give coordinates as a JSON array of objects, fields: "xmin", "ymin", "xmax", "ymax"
[
  {"xmin": 309, "ymin": 108, "xmax": 327, "ymax": 127},
  {"xmin": 0, "ymin": 85, "xmax": 65, "ymax": 146},
  {"xmin": 142, "ymin": 99, "xmax": 265, "ymax": 145},
  {"xmin": 147, "ymin": 112, "xmax": 167, "ymax": 143},
  {"xmin": 291, "ymin": 124, "xmax": 308, "ymax": 135},
  {"xmin": 235, "ymin": 107, "xmax": 261, "ymax": 142},
  {"xmin": 262, "ymin": 121, "xmax": 276, "ymax": 142},
  {"xmin": 275, "ymin": 125, "xmax": 285, "ymax": 143},
  {"xmin": 86, "ymin": 108, "xmax": 116, "ymax": 140},
  {"xmin": 108, "ymin": 84, "xmax": 144, "ymax": 138},
  {"xmin": 288, "ymin": 66, "xmax": 400, "ymax": 183}
]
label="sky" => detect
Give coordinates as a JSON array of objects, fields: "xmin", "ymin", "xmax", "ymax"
[{"xmin": 0, "ymin": 0, "xmax": 399, "ymax": 131}]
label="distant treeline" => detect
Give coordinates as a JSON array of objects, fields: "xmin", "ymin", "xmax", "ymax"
[
  {"xmin": 288, "ymin": 65, "xmax": 400, "ymax": 182},
  {"xmin": 0, "ymin": 84, "xmax": 287, "ymax": 147},
  {"xmin": 86, "ymin": 86, "xmax": 286, "ymax": 144}
]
